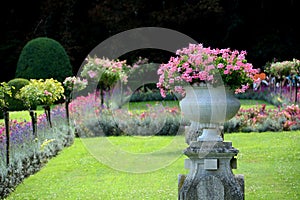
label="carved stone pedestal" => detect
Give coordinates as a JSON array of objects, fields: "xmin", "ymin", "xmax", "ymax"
[{"xmin": 178, "ymin": 141, "xmax": 244, "ymax": 200}]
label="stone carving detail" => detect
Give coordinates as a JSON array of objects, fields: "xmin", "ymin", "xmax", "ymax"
[
  {"xmin": 197, "ymin": 176, "xmax": 224, "ymax": 200},
  {"xmin": 178, "ymin": 142, "xmax": 244, "ymax": 200}
]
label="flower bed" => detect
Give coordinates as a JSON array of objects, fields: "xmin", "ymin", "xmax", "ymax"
[
  {"xmin": 70, "ymin": 92, "xmax": 188, "ymax": 137},
  {"xmin": 225, "ymin": 103, "xmax": 300, "ymax": 132},
  {"xmin": 0, "ymin": 105, "xmax": 74, "ymax": 199},
  {"xmin": 70, "ymin": 91, "xmax": 300, "ymax": 136}
]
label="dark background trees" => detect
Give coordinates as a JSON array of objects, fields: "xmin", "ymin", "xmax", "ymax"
[{"xmin": 1, "ymin": 0, "xmax": 299, "ymax": 82}]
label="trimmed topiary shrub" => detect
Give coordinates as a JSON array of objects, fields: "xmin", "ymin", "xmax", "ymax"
[
  {"xmin": 15, "ymin": 37, "xmax": 73, "ymax": 83},
  {"xmin": 7, "ymin": 78, "xmax": 31, "ymax": 111}
]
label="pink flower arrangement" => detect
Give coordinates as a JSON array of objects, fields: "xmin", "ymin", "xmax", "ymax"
[
  {"xmin": 81, "ymin": 56, "xmax": 131, "ymax": 87},
  {"xmin": 157, "ymin": 43, "xmax": 258, "ymax": 97}
]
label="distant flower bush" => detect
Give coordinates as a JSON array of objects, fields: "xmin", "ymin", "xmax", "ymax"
[
  {"xmin": 225, "ymin": 103, "xmax": 300, "ymax": 132},
  {"xmin": 267, "ymin": 58, "xmax": 300, "ymax": 77},
  {"xmin": 81, "ymin": 56, "xmax": 131, "ymax": 87},
  {"xmin": 63, "ymin": 76, "xmax": 88, "ymax": 93}
]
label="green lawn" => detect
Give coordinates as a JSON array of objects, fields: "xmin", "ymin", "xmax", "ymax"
[
  {"xmin": 126, "ymin": 99, "xmax": 276, "ymax": 113},
  {"xmin": 239, "ymin": 99, "xmax": 277, "ymax": 110},
  {"xmin": 6, "ymin": 132, "xmax": 300, "ymax": 200},
  {"xmin": 0, "ymin": 105, "xmax": 54, "ymax": 123}
]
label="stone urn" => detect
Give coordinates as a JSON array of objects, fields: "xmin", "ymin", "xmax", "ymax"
[
  {"xmin": 180, "ymin": 83, "xmax": 241, "ymax": 143},
  {"xmin": 178, "ymin": 83, "xmax": 244, "ymax": 200}
]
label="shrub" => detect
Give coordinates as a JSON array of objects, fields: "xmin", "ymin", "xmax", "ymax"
[
  {"xmin": 129, "ymin": 91, "xmax": 178, "ymax": 102},
  {"xmin": 7, "ymin": 78, "xmax": 31, "ymax": 111},
  {"xmin": 15, "ymin": 37, "xmax": 73, "ymax": 83}
]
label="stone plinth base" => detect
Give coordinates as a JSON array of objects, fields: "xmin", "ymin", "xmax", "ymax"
[{"xmin": 178, "ymin": 141, "xmax": 244, "ymax": 200}]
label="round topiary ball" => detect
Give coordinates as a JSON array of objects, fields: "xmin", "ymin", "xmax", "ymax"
[
  {"xmin": 7, "ymin": 78, "xmax": 32, "ymax": 111},
  {"xmin": 15, "ymin": 37, "xmax": 73, "ymax": 83}
]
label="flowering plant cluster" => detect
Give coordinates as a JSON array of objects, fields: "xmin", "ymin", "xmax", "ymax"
[
  {"xmin": 226, "ymin": 103, "xmax": 300, "ymax": 132},
  {"xmin": 81, "ymin": 55, "xmax": 131, "ymax": 88},
  {"xmin": 157, "ymin": 43, "xmax": 258, "ymax": 97},
  {"xmin": 69, "ymin": 92, "xmax": 184, "ymax": 136},
  {"xmin": 17, "ymin": 78, "xmax": 64, "ymax": 108},
  {"xmin": 63, "ymin": 76, "xmax": 87, "ymax": 92},
  {"xmin": 267, "ymin": 58, "xmax": 300, "ymax": 78}
]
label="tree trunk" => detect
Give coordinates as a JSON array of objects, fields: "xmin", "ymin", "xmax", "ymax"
[
  {"xmin": 43, "ymin": 105, "xmax": 52, "ymax": 128},
  {"xmin": 3, "ymin": 108, "xmax": 10, "ymax": 166},
  {"xmin": 65, "ymin": 98, "xmax": 70, "ymax": 126},
  {"xmin": 29, "ymin": 110, "xmax": 37, "ymax": 137}
]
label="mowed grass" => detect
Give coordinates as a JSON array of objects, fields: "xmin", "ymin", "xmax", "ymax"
[
  {"xmin": 6, "ymin": 132, "xmax": 300, "ymax": 200},
  {"xmin": 0, "ymin": 106, "xmax": 47, "ymax": 123},
  {"xmin": 125, "ymin": 99, "xmax": 276, "ymax": 113},
  {"xmin": 238, "ymin": 99, "xmax": 277, "ymax": 110}
]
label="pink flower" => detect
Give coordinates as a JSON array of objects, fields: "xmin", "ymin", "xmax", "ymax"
[
  {"xmin": 87, "ymin": 70, "xmax": 98, "ymax": 79},
  {"xmin": 217, "ymin": 63, "xmax": 224, "ymax": 68},
  {"xmin": 94, "ymin": 58, "xmax": 102, "ymax": 65},
  {"xmin": 44, "ymin": 90, "xmax": 52, "ymax": 96},
  {"xmin": 140, "ymin": 112, "xmax": 146, "ymax": 119},
  {"xmin": 157, "ymin": 43, "xmax": 256, "ymax": 97}
]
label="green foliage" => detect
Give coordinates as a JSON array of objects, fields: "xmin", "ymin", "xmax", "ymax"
[
  {"xmin": 130, "ymin": 91, "xmax": 176, "ymax": 102},
  {"xmin": 17, "ymin": 79, "xmax": 64, "ymax": 108},
  {"xmin": 0, "ymin": 82, "xmax": 13, "ymax": 112},
  {"xmin": 15, "ymin": 37, "xmax": 73, "ymax": 83},
  {"xmin": 7, "ymin": 78, "xmax": 30, "ymax": 111}
]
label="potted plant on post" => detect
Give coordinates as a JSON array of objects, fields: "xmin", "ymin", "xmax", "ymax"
[{"xmin": 157, "ymin": 43, "xmax": 257, "ymax": 142}]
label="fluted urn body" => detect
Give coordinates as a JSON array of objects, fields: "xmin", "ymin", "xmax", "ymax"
[{"xmin": 179, "ymin": 84, "xmax": 241, "ymax": 142}]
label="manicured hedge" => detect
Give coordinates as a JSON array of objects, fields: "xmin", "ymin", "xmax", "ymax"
[{"xmin": 16, "ymin": 37, "xmax": 73, "ymax": 83}]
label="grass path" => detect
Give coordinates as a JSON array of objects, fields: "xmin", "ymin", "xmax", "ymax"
[{"xmin": 6, "ymin": 132, "xmax": 300, "ymax": 200}]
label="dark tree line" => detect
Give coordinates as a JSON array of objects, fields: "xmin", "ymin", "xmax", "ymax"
[{"xmin": 1, "ymin": 0, "xmax": 299, "ymax": 82}]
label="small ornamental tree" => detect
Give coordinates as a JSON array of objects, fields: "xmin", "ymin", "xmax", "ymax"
[
  {"xmin": 266, "ymin": 58, "xmax": 300, "ymax": 101},
  {"xmin": 16, "ymin": 37, "xmax": 73, "ymax": 83},
  {"xmin": 18, "ymin": 79, "xmax": 65, "ymax": 128},
  {"xmin": 63, "ymin": 76, "xmax": 87, "ymax": 124},
  {"xmin": 0, "ymin": 82, "xmax": 13, "ymax": 165},
  {"xmin": 80, "ymin": 56, "xmax": 131, "ymax": 107},
  {"xmin": 0, "ymin": 82, "xmax": 13, "ymax": 112},
  {"xmin": 267, "ymin": 58, "xmax": 300, "ymax": 78}
]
